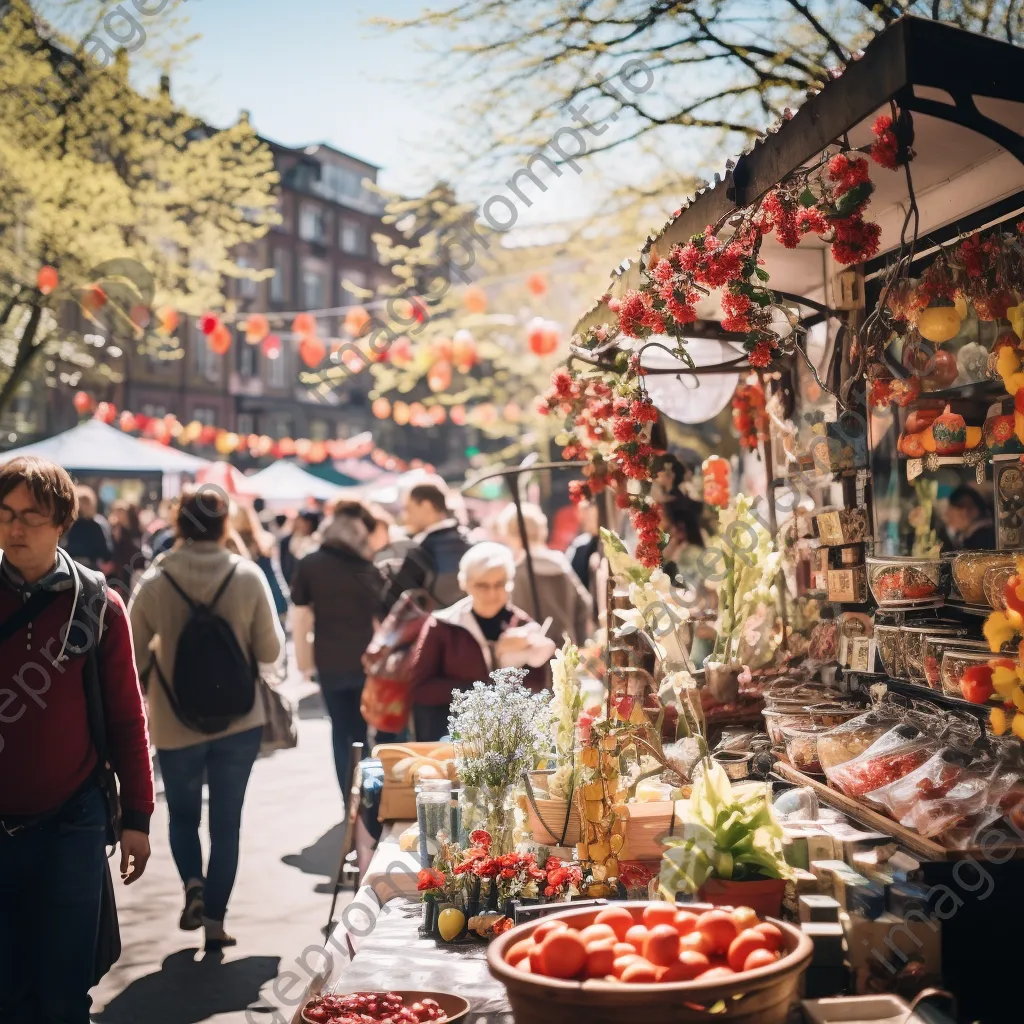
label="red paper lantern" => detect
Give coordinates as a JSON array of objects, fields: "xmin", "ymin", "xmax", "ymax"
[
  {"xmin": 118, "ymin": 410, "xmax": 137, "ymax": 432},
  {"xmin": 299, "ymin": 336, "xmax": 327, "ymax": 368},
  {"xmin": 427, "ymin": 360, "xmax": 453, "ymax": 393},
  {"xmin": 463, "ymin": 286, "xmax": 488, "ymax": 314},
  {"xmin": 526, "ymin": 271, "xmax": 548, "ymax": 296},
  {"xmin": 411, "ymin": 297, "xmax": 428, "ymax": 324},
  {"xmin": 452, "ymin": 330, "xmax": 478, "ymax": 371},
  {"xmin": 73, "ymin": 392, "xmax": 94, "ymax": 415},
  {"xmin": 95, "ymin": 401, "xmax": 117, "ymax": 425},
  {"xmin": 344, "ymin": 306, "xmax": 371, "ymax": 336},
  {"xmin": 278, "ymin": 437, "xmax": 297, "ymax": 457},
  {"xmin": 372, "ymin": 397, "xmax": 392, "ymax": 420},
  {"xmin": 261, "ymin": 334, "xmax": 282, "ymax": 359},
  {"xmin": 37, "ymin": 266, "xmax": 59, "ymax": 295},
  {"xmin": 292, "ymin": 313, "xmax": 316, "ymax": 337},
  {"xmin": 199, "ymin": 312, "xmax": 220, "ymax": 336},
  {"xmin": 528, "ymin": 318, "xmax": 559, "ymax": 356},
  {"xmin": 199, "ymin": 425, "xmax": 218, "ymax": 446},
  {"xmin": 245, "ymin": 314, "xmax": 269, "ymax": 344},
  {"xmin": 80, "ymin": 285, "xmax": 107, "ymax": 314},
  {"xmin": 208, "ymin": 323, "xmax": 232, "ymax": 355}
]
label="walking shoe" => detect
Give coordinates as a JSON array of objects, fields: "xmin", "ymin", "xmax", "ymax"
[
  {"xmin": 179, "ymin": 882, "xmax": 205, "ymax": 931},
  {"xmin": 202, "ymin": 916, "xmax": 238, "ymax": 949}
]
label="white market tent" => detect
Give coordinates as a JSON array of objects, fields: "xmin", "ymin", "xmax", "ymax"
[
  {"xmin": 245, "ymin": 459, "xmax": 351, "ymax": 504},
  {"xmin": 0, "ymin": 419, "xmax": 209, "ymax": 475}
]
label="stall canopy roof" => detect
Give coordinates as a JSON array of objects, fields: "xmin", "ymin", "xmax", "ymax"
[
  {"xmin": 575, "ymin": 15, "xmax": 1024, "ymax": 334},
  {"xmin": 245, "ymin": 460, "xmax": 352, "ymax": 503},
  {"xmin": 0, "ymin": 419, "xmax": 209, "ymax": 474}
]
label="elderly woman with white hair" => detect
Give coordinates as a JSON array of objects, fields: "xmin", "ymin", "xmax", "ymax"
[
  {"xmin": 497, "ymin": 502, "xmax": 593, "ymax": 648},
  {"xmin": 409, "ymin": 541, "xmax": 557, "ymax": 741}
]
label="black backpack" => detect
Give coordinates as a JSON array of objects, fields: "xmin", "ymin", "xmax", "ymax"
[{"xmin": 154, "ymin": 565, "xmax": 258, "ymax": 734}]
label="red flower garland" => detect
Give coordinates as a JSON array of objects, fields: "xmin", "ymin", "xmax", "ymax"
[{"xmin": 732, "ymin": 381, "xmax": 768, "ymax": 450}]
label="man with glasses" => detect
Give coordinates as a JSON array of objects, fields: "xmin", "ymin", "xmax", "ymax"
[{"xmin": 0, "ymin": 456, "xmax": 153, "ymax": 1024}]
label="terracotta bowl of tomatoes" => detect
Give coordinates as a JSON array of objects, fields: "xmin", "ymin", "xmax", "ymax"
[
  {"xmin": 301, "ymin": 990, "xmax": 469, "ymax": 1024},
  {"xmin": 487, "ymin": 901, "xmax": 812, "ymax": 1024}
]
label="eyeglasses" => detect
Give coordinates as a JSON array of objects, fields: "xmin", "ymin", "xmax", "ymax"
[{"xmin": 0, "ymin": 505, "xmax": 55, "ymax": 528}]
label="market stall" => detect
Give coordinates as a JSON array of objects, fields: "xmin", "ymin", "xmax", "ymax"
[{"xmin": 244, "ymin": 459, "xmax": 355, "ymax": 506}]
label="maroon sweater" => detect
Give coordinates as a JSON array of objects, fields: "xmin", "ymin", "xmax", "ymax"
[{"xmin": 0, "ymin": 587, "xmax": 154, "ymax": 832}]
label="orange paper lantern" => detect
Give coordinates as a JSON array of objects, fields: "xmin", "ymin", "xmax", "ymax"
[
  {"xmin": 95, "ymin": 401, "xmax": 117, "ymax": 425},
  {"xmin": 262, "ymin": 334, "xmax": 282, "ymax": 359},
  {"xmin": 392, "ymin": 401, "xmax": 411, "ymax": 426},
  {"xmin": 245, "ymin": 314, "xmax": 269, "ymax": 344},
  {"xmin": 452, "ymin": 330, "xmax": 478, "ymax": 371},
  {"xmin": 307, "ymin": 441, "xmax": 327, "ymax": 463},
  {"xmin": 528, "ymin": 317, "xmax": 559, "ymax": 356},
  {"xmin": 292, "ymin": 312, "xmax": 317, "ymax": 338},
  {"xmin": 390, "ymin": 335, "xmax": 413, "ymax": 367},
  {"xmin": 208, "ymin": 323, "xmax": 232, "ymax": 355},
  {"xmin": 427, "ymin": 360, "xmax": 453, "ymax": 393},
  {"xmin": 73, "ymin": 391, "xmax": 94, "ymax": 415},
  {"xmin": 118, "ymin": 410, "xmax": 136, "ymax": 432},
  {"xmin": 372, "ymin": 397, "xmax": 392, "ymax": 420},
  {"xmin": 299, "ymin": 335, "xmax": 327, "ymax": 368},
  {"xmin": 450, "ymin": 405, "xmax": 467, "ymax": 426},
  {"xmin": 344, "ymin": 306, "xmax": 371, "ymax": 336},
  {"xmin": 81, "ymin": 285, "xmax": 107, "ymax": 314},
  {"xmin": 430, "ymin": 336, "xmax": 453, "ymax": 364},
  {"xmin": 277, "ymin": 437, "xmax": 297, "ymax": 457},
  {"xmin": 463, "ymin": 286, "xmax": 488, "ymax": 314},
  {"xmin": 431, "ymin": 405, "xmax": 447, "ymax": 425},
  {"xmin": 294, "ymin": 438, "xmax": 312, "ymax": 459},
  {"xmin": 37, "ymin": 266, "xmax": 59, "ymax": 295},
  {"xmin": 526, "ymin": 271, "xmax": 548, "ymax": 296},
  {"xmin": 156, "ymin": 306, "xmax": 179, "ymax": 336}
]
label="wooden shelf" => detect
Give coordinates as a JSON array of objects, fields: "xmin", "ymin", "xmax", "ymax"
[{"xmin": 772, "ymin": 762, "xmax": 1001, "ymax": 862}]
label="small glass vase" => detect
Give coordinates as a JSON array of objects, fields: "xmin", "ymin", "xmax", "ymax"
[{"xmin": 459, "ymin": 783, "xmax": 517, "ymax": 855}]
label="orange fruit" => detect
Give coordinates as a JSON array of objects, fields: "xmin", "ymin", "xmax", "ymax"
[
  {"xmin": 594, "ymin": 907, "xmax": 635, "ymax": 941},
  {"xmin": 696, "ymin": 910, "xmax": 738, "ymax": 955},
  {"xmin": 579, "ymin": 924, "xmax": 617, "ymax": 945},
  {"xmin": 743, "ymin": 947, "xmax": 779, "ymax": 972},
  {"xmin": 700, "ymin": 966, "xmax": 737, "ymax": 983},
  {"xmin": 727, "ymin": 929, "xmax": 769, "ymax": 972},
  {"xmin": 528, "ymin": 943, "xmax": 546, "ymax": 973},
  {"xmin": 658, "ymin": 950, "xmax": 710, "ymax": 982},
  {"xmin": 642, "ymin": 903, "xmax": 678, "ymax": 929},
  {"xmin": 612, "ymin": 953, "xmax": 645, "ymax": 978},
  {"xmin": 537, "ymin": 930, "xmax": 587, "ymax": 979},
  {"xmin": 625, "ymin": 924, "xmax": 650, "ymax": 950},
  {"xmin": 674, "ymin": 911, "xmax": 699, "ymax": 936},
  {"xmin": 643, "ymin": 924, "xmax": 681, "ymax": 967},
  {"xmin": 505, "ymin": 938, "xmax": 534, "ymax": 966},
  {"xmin": 680, "ymin": 930, "xmax": 711, "ymax": 956},
  {"xmin": 613, "ymin": 942, "xmax": 637, "ymax": 959},
  {"xmin": 731, "ymin": 906, "xmax": 759, "ymax": 931},
  {"xmin": 533, "ymin": 919, "xmax": 569, "ymax": 943},
  {"xmin": 621, "ymin": 960, "xmax": 660, "ymax": 984},
  {"xmin": 584, "ymin": 942, "xmax": 617, "ymax": 978},
  {"xmin": 754, "ymin": 922, "xmax": 784, "ymax": 952}
]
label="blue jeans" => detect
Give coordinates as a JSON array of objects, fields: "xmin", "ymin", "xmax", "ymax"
[
  {"xmin": 0, "ymin": 784, "xmax": 108, "ymax": 1024},
  {"xmin": 157, "ymin": 726, "xmax": 262, "ymax": 922}
]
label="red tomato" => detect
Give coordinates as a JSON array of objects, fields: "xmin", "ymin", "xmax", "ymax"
[
  {"xmin": 612, "ymin": 953, "xmax": 645, "ymax": 978},
  {"xmin": 584, "ymin": 942, "xmax": 617, "ymax": 978},
  {"xmin": 680, "ymin": 930, "xmax": 711, "ymax": 956},
  {"xmin": 528, "ymin": 943, "xmax": 546, "ymax": 973},
  {"xmin": 533, "ymin": 919, "xmax": 569, "ymax": 943},
  {"xmin": 625, "ymin": 924, "xmax": 651, "ymax": 950},
  {"xmin": 621, "ymin": 960, "xmax": 660, "ymax": 984},
  {"xmin": 505, "ymin": 938, "xmax": 534, "ymax": 966},
  {"xmin": 743, "ymin": 948, "xmax": 779, "ymax": 971},
  {"xmin": 594, "ymin": 907, "xmax": 635, "ymax": 941},
  {"xmin": 700, "ymin": 966, "xmax": 737, "ymax": 983},
  {"xmin": 961, "ymin": 665, "xmax": 995, "ymax": 704},
  {"xmin": 754, "ymin": 922, "xmax": 784, "ymax": 952},
  {"xmin": 642, "ymin": 903, "xmax": 679, "ymax": 929},
  {"xmin": 643, "ymin": 924, "xmax": 681, "ymax": 967},
  {"xmin": 658, "ymin": 950, "xmax": 710, "ymax": 982},
  {"xmin": 579, "ymin": 924, "xmax": 617, "ymax": 945},
  {"xmin": 674, "ymin": 911, "xmax": 699, "ymax": 936},
  {"xmin": 727, "ymin": 929, "xmax": 770, "ymax": 972},
  {"xmin": 537, "ymin": 930, "xmax": 587, "ymax": 979},
  {"xmin": 731, "ymin": 906, "xmax": 760, "ymax": 932},
  {"xmin": 696, "ymin": 910, "xmax": 738, "ymax": 955}
]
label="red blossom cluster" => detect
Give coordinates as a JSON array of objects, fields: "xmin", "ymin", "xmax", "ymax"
[
  {"xmin": 870, "ymin": 114, "xmax": 914, "ymax": 171},
  {"xmin": 631, "ymin": 502, "xmax": 664, "ymax": 568},
  {"xmin": 416, "ymin": 867, "xmax": 446, "ymax": 892},
  {"xmin": 825, "ymin": 155, "xmax": 881, "ymax": 265},
  {"xmin": 543, "ymin": 856, "xmax": 583, "ymax": 899},
  {"xmin": 731, "ymin": 381, "xmax": 768, "ymax": 450},
  {"xmin": 759, "ymin": 190, "xmax": 827, "ymax": 250}
]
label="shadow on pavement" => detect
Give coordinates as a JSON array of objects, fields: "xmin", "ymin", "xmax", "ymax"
[
  {"xmin": 93, "ymin": 948, "xmax": 280, "ymax": 1024},
  {"xmin": 296, "ymin": 692, "xmax": 325, "ymax": 720},
  {"xmin": 280, "ymin": 822, "xmax": 344, "ymax": 880}
]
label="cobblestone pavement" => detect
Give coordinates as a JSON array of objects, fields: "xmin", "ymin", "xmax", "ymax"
[{"xmin": 90, "ymin": 685, "xmax": 351, "ymax": 1024}]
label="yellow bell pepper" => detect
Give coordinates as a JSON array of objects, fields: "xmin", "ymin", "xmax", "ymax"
[{"xmin": 984, "ymin": 611, "xmax": 1018, "ymax": 653}]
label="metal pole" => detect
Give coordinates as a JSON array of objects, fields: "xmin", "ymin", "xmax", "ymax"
[{"xmin": 512, "ymin": 483, "xmax": 542, "ymax": 621}]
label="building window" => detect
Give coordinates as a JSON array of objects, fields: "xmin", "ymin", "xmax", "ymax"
[
  {"xmin": 192, "ymin": 407, "xmax": 216, "ymax": 426},
  {"xmin": 266, "ymin": 343, "xmax": 287, "ymax": 388},
  {"xmin": 269, "ymin": 413, "xmax": 292, "ymax": 439},
  {"xmin": 309, "ymin": 419, "xmax": 329, "ymax": 441},
  {"xmin": 238, "ymin": 337, "xmax": 259, "ymax": 378},
  {"xmin": 141, "ymin": 403, "xmax": 167, "ymax": 418},
  {"xmin": 298, "ymin": 203, "xmax": 327, "ymax": 243},
  {"xmin": 270, "ymin": 248, "xmax": 291, "ymax": 302},
  {"xmin": 273, "ymin": 193, "xmax": 292, "ymax": 233},
  {"xmin": 303, "ymin": 264, "xmax": 327, "ymax": 309},
  {"xmin": 340, "ymin": 219, "xmax": 368, "ymax": 255},
  {"xmin": 339, "ymin": 268, "xmax": 368, "ymax": 304},
  {"xmin": 237, "ymin": 257, "xmax": 259, "ymax": 299},
  {"xmin": 192, "ymin": 320, "xmax": 220, "ymax": 382},
  {"xmin": 237, "ymin": 413, "xmax": 255, "ymax": 436}
]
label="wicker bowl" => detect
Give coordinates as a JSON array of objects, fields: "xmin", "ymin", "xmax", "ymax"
[{"xmin": 487, "ymin": 901, "xmax": 813, "ymax": 1024}]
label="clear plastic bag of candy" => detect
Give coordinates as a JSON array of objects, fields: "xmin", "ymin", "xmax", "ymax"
[
  {"xmin": 825, "ymin": 722, "xmax": 939, "ymax": 797},
  {"xmin": 816, "ymin": 706, "xmax": 903, "ymax": 774}
]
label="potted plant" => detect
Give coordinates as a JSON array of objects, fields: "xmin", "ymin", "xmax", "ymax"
[
  {"xmin": 705, "ymin": 495, "xmax": 783, "ymax": 702},
  {"xmin": 658, "ymin": 760, "xmax": 793, "ymax": 917}
]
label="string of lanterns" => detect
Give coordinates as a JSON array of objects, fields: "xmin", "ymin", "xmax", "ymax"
[
  {"xmin": 73, "ymin": 394, "xmax": 429, "ymax": 471},
  {"xmin": 369, "ymin": 396, "xmax": 525, "ymax": 428}
]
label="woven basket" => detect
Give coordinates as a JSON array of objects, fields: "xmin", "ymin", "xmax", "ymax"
[{"xmin": 488, "ymin": 902, "xmax": 813, "ymax": 1024}]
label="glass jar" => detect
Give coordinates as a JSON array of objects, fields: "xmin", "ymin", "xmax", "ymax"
[
  {"xmin": 416, "ymin": 779, "xmax": 453, "ymax": 868},
  {"xmin": 458, "ymin": 783, "xmax": 518, "ymax": 856}
]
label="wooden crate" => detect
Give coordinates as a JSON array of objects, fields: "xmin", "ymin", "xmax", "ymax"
[{"xmin": 374, "ymin": 741, "xmax": 454, "ymax": 823}]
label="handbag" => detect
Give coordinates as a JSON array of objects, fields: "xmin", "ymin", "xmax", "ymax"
[{"xmin": 257, "ymin": 677, "xmax": 297, "ymax": 753}]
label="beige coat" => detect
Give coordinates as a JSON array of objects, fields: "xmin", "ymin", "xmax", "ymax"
[{"xmin": 128, "ymin": 541, "xmax": 284, "ymax": 750}]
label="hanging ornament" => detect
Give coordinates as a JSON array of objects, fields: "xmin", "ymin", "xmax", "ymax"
[
  {"xmin": 702, "ymin": 455, "xmax": 731, "ymax": 507},
  {"xmin": 340, "ymin": 347, "xmax": 365, "ymax": 373},
  {"xmin": 427, "ymin": 360, "xmax": 453, "ymax": 393},
  {"xmin": 430, "ymin": 405, "xmax": 447, "ymax": 425},
  {"xmin": 95, "ymin": 401, "xmax": 117, "ymax": 425},
  {"xmin": 344, "ymin": 306, "xmax": 371, "ymax": 336},
  {"xmin": 430, "ymin": 336, "xmax": 453, "ymax": 364},
  {"xmin": 390, "ymin": 335, "xmax": 413, "ymax": 367},
  {"xmin": 130, "ymin": 304, "xmax": 151, "ymax": 329},
  {"xmin": 452, "ymin": 329, "xmax": 478, "ymax": 371},
  {"xmin": 527, "ymin": 317, "xmax": 559, "ymax": 356},
  {"xmin": 450, "ymin": 405, "xmax": 467, "ymax": 426},
  {"xmin": 917, "ymin": 303, "xmax": 961, "ymax": 343},
  {"xmin": 292, "ymin": 312, "xmax": 317, "ymax": 338},
  {"xmin": 307, "ymin": 440, "xmax": 328, "ymax": 464},
  {"xmin": 118, "ymin": 410, "xmax": 136, "ymax": 433},
  {"xmin": 262, "ymin": 334, "xmax": 282, "ymax": 360},
  {"xmin": 215, "ymin": 431, "xmax": 238, "ymax": 456},
  {"xmin": 73, "ymin": 391, "xmax": 94, "ymax": 416},
  {"xmin": 463, "ymin": 286, "xmax": 488, "ymax": 314},
  {"xmin": 299, "ymin": 335, "xmax": 327, "ymax": 368},
  {"xmin": 372, "ymin": 397, "xmax": 392, "ymax": 420},
  {"xmin": 156, "ymin": 307, "xmax": 179, "ymax": 336},
  {"xmin": 411, "ymin": 297, "xmax": 428, "ymax": 324},
  {"xmin": 244, "ymin": 314, "xmax": 269, "ymax": 344},
  {"xmin": 295, "ymin": 438, "xmax": 313, "ymax": 460},
  {"xmin": 392, "ymin": 401, "xmax": 411, "ymax": 426},
  {"xmin": 526, "ymin": 271, "xmax": 548, "ymax": 296},
  {"xmin": 80, "ymin": 285, "xmax": 108, "ymax": 315},
  {"xmin": 932, "ymin": 405, "xmax": 967, "ymax": 456},
  {"xmin": 277, "ymin": 437, "xmax": 296, "ymax": 457},
  {"xmin": 199, "ymin": 425, "xmax": 218, "ymax": 446},
  {"xmin": 37, "ymin": 266, "xmax": 59, "ymax": 295},
  {"xmin": 208, "ymin": 323, "xmax": 233, "ymax": 355},
  {"xmin": 199, "ymin": 312, "xmax": 220, "ymax": 336}
]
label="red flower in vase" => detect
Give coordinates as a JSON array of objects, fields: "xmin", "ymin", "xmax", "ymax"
[{"xmin": 417, "ymin": 867, "xmax": 446, "ymax": 892}]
